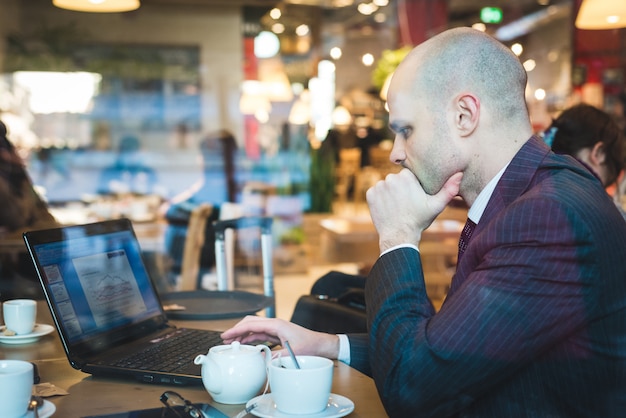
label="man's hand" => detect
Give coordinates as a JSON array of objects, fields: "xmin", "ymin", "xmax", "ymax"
[
  {"xmin": 366, "ymin": 170, "xmax": 463, "ymax": 252},
  {"xmin": 221, "ymin": 316, "xmax": 340, "ymax": 360}
]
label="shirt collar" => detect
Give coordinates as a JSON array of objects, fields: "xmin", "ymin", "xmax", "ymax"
[{"xmin": 467, "ymin": 162, "xmax": 510, "ymax": 224}]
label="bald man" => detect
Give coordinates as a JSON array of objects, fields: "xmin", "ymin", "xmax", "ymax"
[{"xmin": 222, "ymin": 28, "xmax": 626, "ymax": 417}]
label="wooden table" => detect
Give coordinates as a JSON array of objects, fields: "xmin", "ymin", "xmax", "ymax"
[
  {"xmin": 319, "ymin": 216, "xmax": 463, "ymax": 299},
  {"xmin": 0, "ymin": 301, "xmax": 388, "ymax": 417},
  {"xmin": 319, "ymin": 216, "xmax": 463, "ymax": 258}
]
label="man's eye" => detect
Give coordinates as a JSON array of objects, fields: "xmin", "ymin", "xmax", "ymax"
[{"xmin": 400, "ymin": 127, "xmax": 412, "ymax": 139}]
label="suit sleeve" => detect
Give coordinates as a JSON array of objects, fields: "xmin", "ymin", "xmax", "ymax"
[
  {"xmin": 365, "ymin": 198, "xmax": 600, "ymax": 417},
  {"xmin": 345, "ymin": 333, "xmax": 372, "ymax": 376}
]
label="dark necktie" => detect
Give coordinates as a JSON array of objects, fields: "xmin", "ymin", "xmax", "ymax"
[{"xmin": 457, "ymin": 218, "xmax": 477, "ymax": 261}]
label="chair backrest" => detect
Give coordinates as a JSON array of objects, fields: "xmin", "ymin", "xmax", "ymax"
[{"xmin": 179, "ymin": 203, "xmax": 214, "ymax": 291}]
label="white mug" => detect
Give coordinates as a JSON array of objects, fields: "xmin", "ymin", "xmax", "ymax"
[
  {"xmin": 269, "ymin": 355, "xmax": 333, "ymax": 415},
  {"xmin": 3, "ymin": 299, "xmax": 37, "ymax": 335},
  {"xmin": 0, "ymin": 360, "xmax": 34, "ymax": 417}
]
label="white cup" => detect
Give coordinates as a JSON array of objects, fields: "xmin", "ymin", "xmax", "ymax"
[
  {"xmin": 269, "ymin": 356, "xmax": 333, "ymax": 415},
  {"xmin": 0, "ymin": 360, "xmax": 34, "ymax": 417},
  {"xmin": 3, "ymin": 299, "xmax": 37, "ymax": 335}
]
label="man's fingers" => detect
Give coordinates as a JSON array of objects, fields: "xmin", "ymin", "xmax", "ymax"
[{"xmin": 431, "ymin": 172, "xmax": 463, "ymax": 211}]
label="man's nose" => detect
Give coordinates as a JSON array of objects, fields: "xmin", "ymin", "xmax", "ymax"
[{"xmin": 389, "ymin": 138, "xmax": 405, "ymax": 165}]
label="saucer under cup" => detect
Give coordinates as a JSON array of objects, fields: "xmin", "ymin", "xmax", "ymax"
[
  {"xmin": 3, "ymin": 299, "xmax": 37, "ymax": 335},
  {"xmin": 0, "ymin": 360, "xmax": 34, "ymax": 417},
  {"xmin": 269, "ymin": 355, "xmax": 333, "ymax": 415}
]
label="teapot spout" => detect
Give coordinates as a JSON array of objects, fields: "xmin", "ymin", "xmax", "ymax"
[
  {"xmin": 194, "ymin": 354, "xmax": 222, "ymax": 394},
  {"xmin": 194, "ymin": 354, "xmax": 207, "ymax": 365}
]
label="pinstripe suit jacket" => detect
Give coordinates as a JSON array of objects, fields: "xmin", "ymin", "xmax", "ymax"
[{"xmin": 348, "ymin": 136, "xmax": 626, "ymax": 417}]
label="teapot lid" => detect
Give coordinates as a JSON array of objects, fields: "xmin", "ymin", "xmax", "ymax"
[{"xmin": 214, "ymin": 341, "xmax": 258, "ymax": 355}]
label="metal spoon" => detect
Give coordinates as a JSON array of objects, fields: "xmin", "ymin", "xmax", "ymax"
[
  {"xmin": 284, "ymin": 340, "xmax": 300, "ymax": 369},
  {"xmin": 28, "ymin": 395, "xmax": 43, "ymax": 418},
  {"xmin": 232, "ymin": 402, "xmax": 257, "ymax": 418}
]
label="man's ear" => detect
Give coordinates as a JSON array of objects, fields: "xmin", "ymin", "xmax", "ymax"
[
  {"xmin": 456, "ymin": 94, "xmax": 480, "ymax": 137},
  {"xmin": 589, "ymin": 141, "xmax": 606, "ymax": 165}
]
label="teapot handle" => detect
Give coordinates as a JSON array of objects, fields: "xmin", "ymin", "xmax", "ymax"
[{"xmin": 256, "ymin": 344, "xmax": 272, "ymax": 369}]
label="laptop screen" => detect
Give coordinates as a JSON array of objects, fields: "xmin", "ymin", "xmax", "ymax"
[{"xmin": 25, "ymin": 219, "xmax": 164, "ymax": 347}]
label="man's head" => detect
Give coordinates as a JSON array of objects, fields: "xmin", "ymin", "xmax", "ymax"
[{"xmin": 386, "ymin": 27, "xmax": 532, "ymax": 202}]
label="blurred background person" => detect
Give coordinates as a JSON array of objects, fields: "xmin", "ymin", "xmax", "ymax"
[
  {"xmin": 97, "ymin": 135, "xmax": 158, "ymax": 195},
  {"xmin": 545, "ymin": 103, "xmax": 626, "ymax": 220},
  {"xmin": 0, "ymin": 120, "xmax": 59, "ymax": 298},
  {"xmin": 0, "ymin": 120, "xmax": 58, "ymax": 236},
  {"xmin": 159, "ymin": 129, "xmax": 238, "ymax": 289}
]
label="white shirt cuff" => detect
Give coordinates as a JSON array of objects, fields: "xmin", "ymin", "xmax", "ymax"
[
  {"xmin": 337, "ymin": 334, "xmax": 351, "ymax": 364},
  {"xmin": 380, "ymin": 243, "xmax": 419, "ymax": 257}
]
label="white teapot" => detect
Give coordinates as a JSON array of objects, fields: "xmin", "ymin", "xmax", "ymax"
[{"xmin": 194, "ymin": 341, "xmax": 271, "ymax": 404}]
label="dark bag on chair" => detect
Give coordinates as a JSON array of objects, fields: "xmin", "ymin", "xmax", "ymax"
[{"xmin": 290, "ymin": 271, "xmax": 367, "ymax": 334}]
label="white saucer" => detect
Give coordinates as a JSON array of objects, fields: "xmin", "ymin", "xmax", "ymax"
[
  {"xmin": 0, "ymin": 324, "xmax": 55, "ymax": 345},
  {"xmin": 246, "ymin": 393, "xmax": 355, "ymax": 418},
  {"xmin": 20, "ymin": 399, "xmax": 56, "ymax": 418}
]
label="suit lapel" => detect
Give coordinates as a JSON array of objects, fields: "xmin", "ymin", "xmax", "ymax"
[
  {"xmin": 447, "ymin": 136, "xmax": 550, "ymax": 295},
  {"xmin": 480, "ymin": 135, "xmax": 550, "ymax": 224}
]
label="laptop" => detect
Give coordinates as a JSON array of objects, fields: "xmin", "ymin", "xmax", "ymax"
[{"xmin": 23, "ymin": 218, "xmax": 224, "ymax": 386}]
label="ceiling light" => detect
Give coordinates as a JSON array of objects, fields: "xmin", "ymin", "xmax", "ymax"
[
  {"xmin": 254, "ymin": 31, "xmax": 280, "ymax": 58},
  {"xmin": 53, "ymin": 0, "xmax": 140, "ymax": 12},
  {"xmin": 523, "ymin": 59, "xmax": 536, "ymax": 72},
  {"xmin": 472, "ymin": 23, "xmax": 487, "ymax": 32},
  {"xmin": 374, "ymin": 12, "xmax": 386, "ymax": 23},
  {"xmin": 269, "ymin": 8, "xmax": 281, "ymax": 19},
  {"xmin": 534, "ymin": 89, "xmax": 546, "ymax": 101},
  {"xmin": 330, "ymin": 47, "xmax": 342, "ymax": 60},
  {"xmin": 511, "ymin": 43, "xmax": 523, "ymax": 56},
  {"xmin": 331, "ymin": 106, "xmax": 352, "ymax": 127},
  {"xmin": 357, "ymin": 3, "xmax": 378, "ymax": 15},
  {"xmin": 575, "ymin": 0, "xmax": 626, "ymax": 29},
  {"xmin": 271, "ymin": 23, "xmax": 285, "ymax": 34},
  {"xmin": 295, "ymin": 24, "xmax": 310, "ymax": 37}
]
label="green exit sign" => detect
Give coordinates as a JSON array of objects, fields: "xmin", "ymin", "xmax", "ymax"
[{"xmin": 481, "ymin": 7, "xmax": 503, "ymax": 24}]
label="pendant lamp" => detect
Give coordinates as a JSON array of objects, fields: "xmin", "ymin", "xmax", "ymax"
[
  {"xmin": 53, "ymin": 0, "xmax": 140, "ymax": 13},
  {"xmin": 575, "ymin": 0, "xmax": 626, "ymax": 29}
]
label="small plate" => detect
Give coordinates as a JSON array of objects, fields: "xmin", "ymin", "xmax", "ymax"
[
  {"xmin": 0, "ymin": 324, "xmax": 55, "ymax": 345},
  {"xmin": 247, "ymin": 393, "xmax": 355, "ymax": 418},
  {"xmin": 20, "ymin": 399, "xmax": 56, "ymax": 418}
]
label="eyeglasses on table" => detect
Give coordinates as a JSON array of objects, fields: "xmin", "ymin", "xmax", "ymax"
[{"xmin": 160, "ymin": 391, "xmax": 205, "ymax": 418}]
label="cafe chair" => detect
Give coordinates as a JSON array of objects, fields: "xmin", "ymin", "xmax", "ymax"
[
  {"xmin": 335, "ymin": 147, "xmax": 362, "ymax": 205},
  {"xmin": 177, "ymin": 201, "xmax": 244, "ymax": 292},
  {"xmin": 178, "ymin": 203, "xmax": 214, "ymax": 291},
  {"xmin": 290, "ymin": 271, "xmax": 367, "ymax": 334}
]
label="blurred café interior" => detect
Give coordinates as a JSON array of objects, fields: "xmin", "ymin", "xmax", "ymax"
[{"xmin": 0, "ymin": 0, "xmax": 625, "ymax": 318}]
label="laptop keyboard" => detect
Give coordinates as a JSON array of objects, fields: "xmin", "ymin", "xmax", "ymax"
[{"xmin": 110, "ymin": 328, "xmax": 223, "ymax": 373}]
